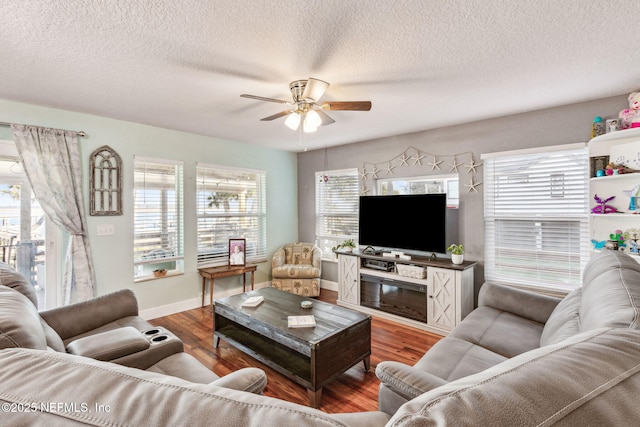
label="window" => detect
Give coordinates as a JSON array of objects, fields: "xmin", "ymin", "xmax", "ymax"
[
  {"xmin": 196, "ymin": 164, "xmax": 266, "ymax": 266},
  {"xmin": 377, "ymin": 173, "xmax": 459, "ymax": 207},
  {"xmin": 483, "ymin": 143, "xmax": 589, "ymax": 293},
  {"xmin": 0, "ymin": 140, "xmax": 61, "ymax": 309},
  {"xmin": 315, "ymin": 169, "xmax": 359, "ymax": 260},
  {"xmin": 133, "ymin": 157, "xmax": 184, "ymax": 280}
]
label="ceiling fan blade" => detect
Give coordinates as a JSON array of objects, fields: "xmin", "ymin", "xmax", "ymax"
[
  {"xmin": 241, "ymin": 94, "xmax": 291, "ymax": 105},
  {"xmin": 302, "ymin": 78, "xmax": 330, "ymax": 102},
  {"xmin": 322, "ymin": 101, "xmax": 372, "ymax": 111},
  {"xmin": 316, "ymin": 110, "xmax": 335, "ymax": 126},
  {"xmin": 260, "ymin": 110, "xmax": 293, "ymax": 121}
]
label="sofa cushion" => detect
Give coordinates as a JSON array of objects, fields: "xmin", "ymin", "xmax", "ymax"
[
  {"xmin": 580, "ymin": 264, "xmax": 640, "ymax": 332},
  {"xmin": 414, "ymin": 336, "xmax": 507, "ymax": 382},
  {"xmin": 272, "ymin": 265, "xmax": 321, "ymax": 279},
  {"xmin": 540, "ymin": 288, "xmax": 581, "ymax": 346},
  {"xmin": 0, "ymin": 262, "xmax": 38, "ymax": 307},
  {"xmin": 449, "ymin": 306, "xmax": 544, "ymax": 357},
  {"xmin": 389, "ymin": 328, "xmax": 640, "ymax": 427},
  {"xmin": 0, "ymin": 285, "xmax": 47, "ymax": 350},
  {"xmin": 146, "ymin": 352, "xmax": 220, "ymax": 383},
  {"xmin": 0, "ymin": 348, "xmax": 385, "ymax": 427}
]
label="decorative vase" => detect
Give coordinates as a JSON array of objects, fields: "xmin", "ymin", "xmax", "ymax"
[
  {"xmin": 451, "ymin": 254, "xmax": 463, "ymax": 265},
  {"xmin": 344, "ymin": 247, "xmax": 353, "ymax": 253}
]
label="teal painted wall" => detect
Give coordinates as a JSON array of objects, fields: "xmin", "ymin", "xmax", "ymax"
[{"xmin": 0, "ymin": 99, "xmax": 298, "ymax": 310}]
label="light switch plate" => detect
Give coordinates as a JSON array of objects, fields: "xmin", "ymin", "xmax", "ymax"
[{"xmin": 97, "ymin": 224, "xmax": 115, "ymax": 236}]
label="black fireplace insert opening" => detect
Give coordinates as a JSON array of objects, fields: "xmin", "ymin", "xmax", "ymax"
[{"xmin": 360, "ymin": 274, "xmax": 427, "ymax": 322}]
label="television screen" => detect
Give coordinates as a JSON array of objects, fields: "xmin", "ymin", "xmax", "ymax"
[{"xmin": 358, "ymin": 194, "xmax": 452, "ymax": 254}]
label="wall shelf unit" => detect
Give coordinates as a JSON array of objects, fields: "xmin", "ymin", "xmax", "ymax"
[{"xmin": 589, "ymin": 128, "xmax": 640, "ymax": 257}]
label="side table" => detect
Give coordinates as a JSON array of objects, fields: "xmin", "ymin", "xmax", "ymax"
[{"xmin": 198, "ymin": 264, "xmax": 257, "ymax": 307}]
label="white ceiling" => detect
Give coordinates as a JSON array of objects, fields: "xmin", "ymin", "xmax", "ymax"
[{"xmin": 1, "ymin": 1, "xmax": 639, "ymax": 152}]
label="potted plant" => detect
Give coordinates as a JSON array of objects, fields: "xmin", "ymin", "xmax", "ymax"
[
  {"xmin": 332, "ymin": 239, "xmax": 357, "ymax": 254},
  {"xmin": 153, "ymin": 268, "xmax": 167, "ymax": 277},
  {"xmin": 447, "ymin": 244, "xmax": 464, "ymax": 265}
]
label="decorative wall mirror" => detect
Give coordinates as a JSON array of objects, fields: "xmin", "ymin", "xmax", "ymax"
[{"xmin": 90, "ymin": 145, "xmax": 122, "ymax": 215}]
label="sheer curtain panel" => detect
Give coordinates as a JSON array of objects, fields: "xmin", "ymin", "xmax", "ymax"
[{"xmin": 11, "ymin": 124, "xmax": 95, "ymax": 304}]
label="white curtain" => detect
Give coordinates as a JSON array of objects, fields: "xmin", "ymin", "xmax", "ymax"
[{"xmin": 11, "ymin": 124, "xmax": 95, "ymax": 304}]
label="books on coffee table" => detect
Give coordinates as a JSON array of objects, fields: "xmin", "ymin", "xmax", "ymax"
[
  {"xmin": 288, "ymin": 315, "xmax": 316, "ymax": 328},
  {"xmin": 241, "ymin": 296, "xmax": 264, "ymax": 307}
]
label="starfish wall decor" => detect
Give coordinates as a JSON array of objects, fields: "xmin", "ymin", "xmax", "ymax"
[{"xmin": 358, "ymin": 146, "xmax": 483, "ymax": 196}]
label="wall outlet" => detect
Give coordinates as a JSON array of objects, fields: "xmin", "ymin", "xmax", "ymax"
[{"xmin": 97, "ymin": 224, "xmax": 115, "ymax": 236}]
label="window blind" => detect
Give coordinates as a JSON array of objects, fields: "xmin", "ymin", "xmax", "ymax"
[
  {"xmin": 133, "ymin": 157, "xmax": 184, "ymax": 279},
  {"xmin": 315, "ymin": 169, "xmax": 360, "ymax": 259},
  {"xmin": 483, "ymin": 145, "xmax": 589, "ymax": 292},
  {"xmin": 196, "ymin": 164, "xmax": 266, "ymax": 266}
]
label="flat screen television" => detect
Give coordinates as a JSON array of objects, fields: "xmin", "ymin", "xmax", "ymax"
[{"xmin": 358, "ymin": 194, "xmax": 458, "ymax": 254}]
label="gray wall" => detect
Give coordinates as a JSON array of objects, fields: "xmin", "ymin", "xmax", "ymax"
[{"xmin": 298, "ymin": 94, "xmax": 628, "ymax": 299}]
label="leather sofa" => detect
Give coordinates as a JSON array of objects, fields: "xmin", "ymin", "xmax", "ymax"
[
  {"xmin": 2, "ymin": 251, "xmax": 640, "ymax": 426},
  {"xmin": 0, "ymin": 261, "xmax": 266, "ymax": 393},
  {"xmin": 376, "ymin": 249, "xmax": 640, "ymax": 414}
]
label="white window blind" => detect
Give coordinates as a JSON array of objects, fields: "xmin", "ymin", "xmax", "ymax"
[
  {"xmin": 315, "ymin": 169, "xmax": 359, "ymax": 260},
  {"xmin": 483, "ymin": 144, "xmax": 589, "ymax": 293},
  {"xmin": 196, "ymin": 164, "xmax": 266, "ymax": 266},
  {"xmin": 133, "ymin": 157, "xmax": 184, "ymax": 279}
]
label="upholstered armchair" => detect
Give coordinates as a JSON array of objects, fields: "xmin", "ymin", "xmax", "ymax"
[{"xmin": 271, "ymin": 242, "xmax": 322, "ymax": 297}]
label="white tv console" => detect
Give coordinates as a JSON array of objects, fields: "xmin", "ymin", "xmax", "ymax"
[{"xmin": 335, "ymin": 249, "xmax": 475, "ymax": 336}]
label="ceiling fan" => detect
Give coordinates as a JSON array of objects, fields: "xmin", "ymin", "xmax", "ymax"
[{"xmin": 240, "ymin": 78, "xmax": 372, "ymax": 133}]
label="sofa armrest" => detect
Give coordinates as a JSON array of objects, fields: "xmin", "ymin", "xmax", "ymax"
[
  {"xmin": 40, "ymin": 289, "xmax": 139, "ymax": 340},
  {"xmin": 66, "ymin": 326, "xmax": 150, "ymax": 361},
  {"xmin": 209, "ymin": 367, "xmax": 267, "ymax": 394},
  {"xmin": 271, "ymin": 247, "xmax": 285, "ymax": 269},
  {"xmin": 478, "ymin": 282, "xmax": 562, "ymax": 324},
  {"xmin": 311, "ymin": 246, "xmax": 322, "ymax": 269},
  {"xmin": 375, "ymin": 361, "xmax": 448, "ymax": 400}
]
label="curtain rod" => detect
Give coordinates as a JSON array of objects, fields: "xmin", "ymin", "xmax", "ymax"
[{"xmin": 0, "ymin": 122, "xmax": 87, "ymax": 137}]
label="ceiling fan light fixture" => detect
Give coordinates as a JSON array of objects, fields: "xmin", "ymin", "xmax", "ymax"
[
  {"xmin": 305, "ymin": 110, "xmax": 322, "ymax": 129},
  {"xmin": 302, "ymin": 78, "xmax": 329, "ymax": 102},
  {"xmin": 303, "ymin": 121, "xmax": 318, "ymax": 133},
  {"xmin": 284, "ymin": 112, "xmax": 301, "ymax": 130}
]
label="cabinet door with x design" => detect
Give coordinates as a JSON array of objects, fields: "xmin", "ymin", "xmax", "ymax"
[{"xmin": 426, "ymin": 267, "xmax": 456, "ymax": 331}]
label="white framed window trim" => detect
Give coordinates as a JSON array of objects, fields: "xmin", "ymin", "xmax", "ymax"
[
  {"xmin": 133, "ymin": 157, "xmax": 184, "ymax": 280},
  {"xmin": 315, "ymin": 168, "xmax": 360, "ymax": 261},
  {"xmin": 482, "ymin": 143, "xmax": 589, "ymax": 293},
  {"xmin": 196, "ymin": 163, "xmax": 266, "ymax": 267}
]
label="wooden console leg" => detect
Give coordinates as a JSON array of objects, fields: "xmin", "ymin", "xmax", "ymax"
[
  {"xmin": 213, "ymin": 335, "xmax": 220, "ymax": 348},
  {"xmin": 308, "ymin": 388, "xmax": 323, "ymax": 409},
  {"xmin": 363, "ymin": 355, "xmax": 371, "ymax": 372}
]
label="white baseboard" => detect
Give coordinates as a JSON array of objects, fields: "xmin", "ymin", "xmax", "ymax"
[
  {"xmin": 140, "ymin": 281, "xmax": 270, "ymax": 320},
  {"xmin": 321, "ymin": 279, "xmax": 338, "ymax": 292}
]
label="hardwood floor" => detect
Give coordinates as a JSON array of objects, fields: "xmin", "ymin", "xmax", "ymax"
[{"xmin": 149, "ymin": 289, "xmax": 442, "ymax": 414}]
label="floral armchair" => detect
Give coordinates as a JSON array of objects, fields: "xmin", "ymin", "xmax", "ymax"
[{"xmin": 271, "ymin": 242, "xmax": 322, "ymax": 297}]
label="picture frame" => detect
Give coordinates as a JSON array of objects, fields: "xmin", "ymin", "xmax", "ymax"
[{"xmin": 228, "ymin": 238, "xmax": 246, "ymax": 266}]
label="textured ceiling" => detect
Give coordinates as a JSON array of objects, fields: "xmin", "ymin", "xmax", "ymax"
[{"xmin": 1, "ymin": 1, "xmax": 639, "ymax": 152}]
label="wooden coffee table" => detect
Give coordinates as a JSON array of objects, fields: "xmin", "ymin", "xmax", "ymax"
[{"xmin": 213, "ymin": 287, "xmax": 371, "ymax": 408}]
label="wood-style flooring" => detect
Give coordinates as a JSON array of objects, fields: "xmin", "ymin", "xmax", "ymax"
[{"xmin": 149, "ymin": 288, "xmax": 441, "ymax": 414}]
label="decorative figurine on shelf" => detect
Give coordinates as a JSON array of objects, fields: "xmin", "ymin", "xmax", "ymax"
[
  {"xmin": 624, "ymin": 184, "xmax": 640, "ymax": 211},
  {"xmin": 591, "ymin": 239, "xmax": 606, "ymax": 249},
  {"xmin": 618, "ymin": 91, "xmax": 640, "ymax": 129},
  {"xmin": 592, "ymin": 194, "xmax": 618, "ymax": 214},
  {"xmin": 624, "ymin": 228, "xmax": 640, "ymax": 254},
  {"xmin": 605, "ymin": 162, "xmax": 637, "ymax": 175},
  {"xmin": 591, "ymin": 116, "xmax": 605, "ymax": 138},
  {"xmin": 609, "ymin": 230, "xmax": 625, "ymax": 249}
]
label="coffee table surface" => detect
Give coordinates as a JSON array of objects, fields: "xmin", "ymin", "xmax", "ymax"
[
  {"xmin": 215, "ymin": 287, "xmax": 369, "ymax": 343},
  {"xmin": 213, "ymin": 287, "xmax": 371, "ymax": 408}
]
